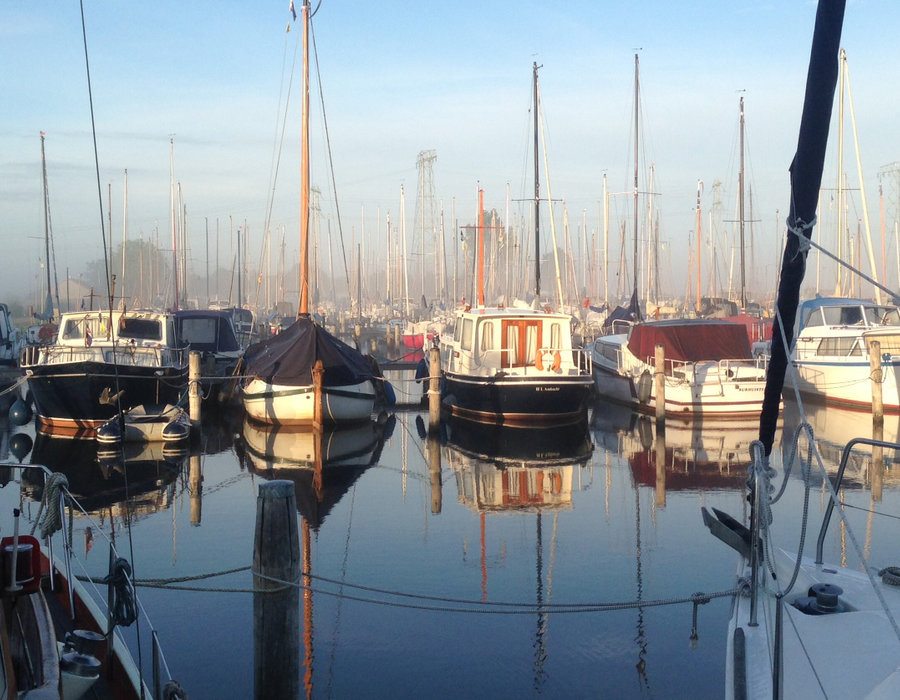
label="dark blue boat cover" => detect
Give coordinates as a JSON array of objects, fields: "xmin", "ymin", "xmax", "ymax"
[{"xmin": 242, "ymin": 316, "xmax": 373, "ymax": 387}]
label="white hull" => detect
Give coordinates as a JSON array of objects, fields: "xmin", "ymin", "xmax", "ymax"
[
  {"xmin": 791, "ymin": 300, "xmax": 900, "ymax": 412},
  {"xmin": 242, "ymin": 377, "xmax": 375, "ymax": 425},
  {"xmin": 590, "ymin": 333, "xmax": 768, "ymax": 418},
  {"xmin": 727, "ymin": 547, "xmax": 900, "ymax": 699}
]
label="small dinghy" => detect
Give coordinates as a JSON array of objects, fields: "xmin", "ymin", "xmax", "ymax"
[{"xmin": 96, "ymin": 403, "xmax": 191, "ymax": 445}]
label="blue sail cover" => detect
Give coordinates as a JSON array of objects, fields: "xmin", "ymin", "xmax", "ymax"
[{"xmin": 242, "ymin": 316, "xmax": 373, "ymax": 387}]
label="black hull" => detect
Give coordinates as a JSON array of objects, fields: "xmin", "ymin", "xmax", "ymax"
[
  {"xmin": 442, "ymin": 372, "xmax": 593, "ymax": 426},
  {"xmin": 27, "ymin": 361, "xmax": 186, "ymax": 436}
]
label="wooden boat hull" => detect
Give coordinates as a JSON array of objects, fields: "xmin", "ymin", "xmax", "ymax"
[
  {"xmin": 26, "ymin": 362, "xmax": 187, "ymax": 437},
  {"xmin": 441, "ymin": 371, "xmax": 593, "ymax": 426},
  {"xmin": 242, "ymin": 377, "xmax": 376, "ymax": 425}
]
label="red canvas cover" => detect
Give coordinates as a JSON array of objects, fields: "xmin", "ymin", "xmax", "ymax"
[
  {"xmin": 723, "ymin": 313, "xmax": 773, "ymax": 342},
  {"xmin": 626, "ymin": 320, "xmax": 752, "ymax": 363}
]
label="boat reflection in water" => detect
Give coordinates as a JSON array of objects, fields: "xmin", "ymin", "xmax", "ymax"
[
  {"xmin": 443, "ymin": 417, "xmax": 593, "ymax": 512},
  {"xmin": 238, "ymin": 416, "xmax": 393, "ymax": 526},
  {"xmin": 782, "ymin": 398, "xmax": 900, "ymax": 491},
  {"xmin": 237, "ymin": 415, "xmax": 393, "ymax": 699},
  {"xmin": 441, "ymin": 417, "xmax": 592, "ymax": 691},
  {"xmin": 23, "ymin": 433, "xmax": 185, "ymax": 518}
]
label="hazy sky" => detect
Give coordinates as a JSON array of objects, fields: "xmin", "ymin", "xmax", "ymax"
[{"xmin": 2, "ymin": 1, "xmax": 899, "ymax": 310}]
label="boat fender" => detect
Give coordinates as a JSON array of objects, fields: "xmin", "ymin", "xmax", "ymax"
[
  {"xmin": 637, "ymin": 370, "xmax": 653, "ymax": 403},
  {"xmin": 552, "ymin": 350, "xmax": 561, "ymax": 372}
]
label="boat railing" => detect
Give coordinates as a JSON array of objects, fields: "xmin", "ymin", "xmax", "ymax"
[
  {"xmin": 648, "ymin": 355, "xmax": 768, "ymax": 381},
  {"xmin": 20, "ymin": 343, "xmax": 186, "ymax": 369},
  {"xmin": 815, "ymin": 436, "xmax": 900, "ymax": 564},
  {"xmin": 2, "ymin": 461, "xmax": 183, "ymax": 698}
]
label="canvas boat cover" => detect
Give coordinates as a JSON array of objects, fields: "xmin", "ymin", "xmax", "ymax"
[
  {"xmin": 242, "ymin": 316, "xmax": 373, "ymax": 387},
  {"xmin": 627, "ymin": 320, "xmax": 752, "ymax": 363}
]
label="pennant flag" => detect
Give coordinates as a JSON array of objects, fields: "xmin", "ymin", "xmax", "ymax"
[{"xmin": 289, "ymin": 0, "xmax": 296, "ymax": 20}]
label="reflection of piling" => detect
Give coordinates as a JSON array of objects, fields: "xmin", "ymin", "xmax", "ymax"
[
  {"xmin": 253, "ymin": 481, "xmax": 301, "ymax": 700},
  {"xmin": 428, "ymin": 346, "xmax": 441, "ymax": 429},
  {"xmin": 654, "ymin": 344, "xmax": 666, "ymax": 425},
  {"xmin": 655, "ymin": 424, "xmax": 667, "ymax": 508},
  {"xmin": 869, "ymin": 340, "xmax": 884, "ymax": 425},
  {"xmin": 189, "ymin": 351, "xmax": 201, "ymax": 429},
  {"xmin": 427, "ymin": 434, "xmax": 442, "ymax": 513},
  {"xmin": 189, "ymin": 453, "xmax": 202, "ymax": 526},
  {"xmin": 872, "ymin": 420, "xmax": 884, "ymax": 503}
]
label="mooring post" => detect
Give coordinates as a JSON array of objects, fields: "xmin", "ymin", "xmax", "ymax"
[
  {"xmin": 654, "ymin": 344, "xmax": 666, "ymax": 425},
  {"xmin": 869, "ymin": 339, "xmax": 884, "ymax": 425},
  {"xmin": 189, "ymin": 350, "xmax": 201, "ymax": 428},
  {"xmin": 428, "ymin": 345, "xmax": 441, "ymax": 429},
  {"xmin": 394, "ymin": 324, "xmax": 401, "ymax": 348},
  {"xmin": 253, "ymin": 480, "xmax": 300, "ymax": 700},
  {"xmin": 312, "ymin": 360, "xmax": 324, "ymax": 431},
  {"xmin": 655, "ymin": 423, "xmax": 667, "ymax": 508}
]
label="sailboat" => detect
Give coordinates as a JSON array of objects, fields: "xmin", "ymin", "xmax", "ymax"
[
  {"xmin": 438, "ymin": 66, "xmax": 595, "ymax": 426},
  {"xmin": 240, "ymin": 1, "xmax": 384, "ymax": 426},
  {"xmin": 702, "ymin": 2, "xmax": 900, "ymax": 696},
  {"xmin": 589, "ymin": 57, "xmax": 769, "ymax": 419}
]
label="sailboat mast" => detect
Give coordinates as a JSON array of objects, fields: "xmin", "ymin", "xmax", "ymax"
[
  {"xmin": 533, "ymin": 61, "xmax": 541, "ymax": 300},
  {"xmin": 632, "ymin": 53, "xmax": 640, "ymax": 304},
  {"xmin": 298, "ymin": 0, "xmax": 311, "ymax": 318},
  {"xmin": 40, "ymin": 131, "xmax": 53, "ymax": 320},
  {"xmin": 739, "ymin": 95, "xmax": 746, "ymax": 309},
  {"xmin": 170, "ymin": 137, "xmax": 179, "ymax": 311},
  {"xmin": 477, "ymin": 188, "xmax": 485, "ymax": 307}
]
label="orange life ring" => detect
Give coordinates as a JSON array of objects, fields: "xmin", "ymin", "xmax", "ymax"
[{"xmin": 536, "ymin": 349, "xmax": 557, "ymax": 371}]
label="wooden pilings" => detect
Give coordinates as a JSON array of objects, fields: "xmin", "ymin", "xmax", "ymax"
[
  {"xmin": 869, "ymin": 340, "xmax": 884, "ymax": 425},
  {"xmin": 189, "ymin": 351, "xmax": 201, "ymax": 428},
  {"xmin": 654, "ymin": 344, "xmax": 666, "ymax": 425},
  {"xmin": 428, "ymin": 346, "xmax": 441, "ymax": 429},
  {"xmin": 253, "ymin": 480, "xmax": 301, "ymax": 700}
]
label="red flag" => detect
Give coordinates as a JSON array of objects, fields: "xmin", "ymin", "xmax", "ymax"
[{"xmin": 85, "ymin": 326, "xmax": 93, "ymax": 347}]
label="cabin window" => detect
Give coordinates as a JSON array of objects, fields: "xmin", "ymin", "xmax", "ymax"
[
  {"xmin": 454, "ymin": 321, "xmax": 462, "ymax": 343},
  {"xmin": 461, "ymin": 318, "xmax": 474, "ymax": 351},
  {"xmin": 500, "ymin": 319, "xmax": 541, "ymax": 368},
  {"xmin": 549, "ymin": 323, "xmax": 561, "ymax": 350},
  {"xmin": 119, "ymin": 318, "xmax": 162, "ymax": 342},
  {"xmin": 480, "ymin": 321, "xmax": 494, "ymax": 351},
  {"xmin": 816, "ymin": 337, "xmax": 861, "ymax": 357},
  {"xmin": 62, "ymin": 319, "xmax": 82, "ymax": 339},
  {"xmin": 865, "ymin": 306, "xmax": 900, "ymax": 326},
  {"xmin": 827, "ymin": 306, "xmax": 863, "ymax": 325},
  {"xmin": 179, "ymin": 318, "xmax": 218, "ymax": 350},
  {"xmin": 801, "ymin": 307, "xmax": 823, "ymax": 328}
]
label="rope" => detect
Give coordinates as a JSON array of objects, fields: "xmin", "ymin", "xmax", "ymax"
[
  {"xmin": 103, "ymin": 558, "xmax": 138, "ymax": 627},
  {"xmin": 104, "ymin": 564, "xmax": 740, "ymax": 615},
  {"xmin": 30, "ymin": 472, "xmax": 68, "ymax": 539}
]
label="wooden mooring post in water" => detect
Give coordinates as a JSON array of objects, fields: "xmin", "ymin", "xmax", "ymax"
[
  {"xmin": 869, "ymin": 340, "xmax": 884, "ymax": 425},
  {"xmin": 189, "ymin": 351, "xmax": 201, "ymax": 428},
  {"xmin": 654, "ymin": 344, "xmax": 666, "ymax": 426},
  {"xmin": 253, "ymin": 480, "xmax": 300, "ymax": 700},
  {"xmin": 428, "ymin": 346, "xmax": 441, "ymax": 429}
]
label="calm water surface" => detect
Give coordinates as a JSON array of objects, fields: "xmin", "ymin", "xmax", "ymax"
[{"xmin": 5, "ymin": 387, "xmax": 900, "ymax": 700}]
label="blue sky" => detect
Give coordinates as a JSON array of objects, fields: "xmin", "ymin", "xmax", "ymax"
[{"xmin": 2, "ymin": 1, "xmax": 898, "ymax": 310}]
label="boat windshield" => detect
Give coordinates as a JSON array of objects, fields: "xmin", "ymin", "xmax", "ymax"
[{"xmin": 119, "ymin": 318, "xmax": 163, "ymax": 342}]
